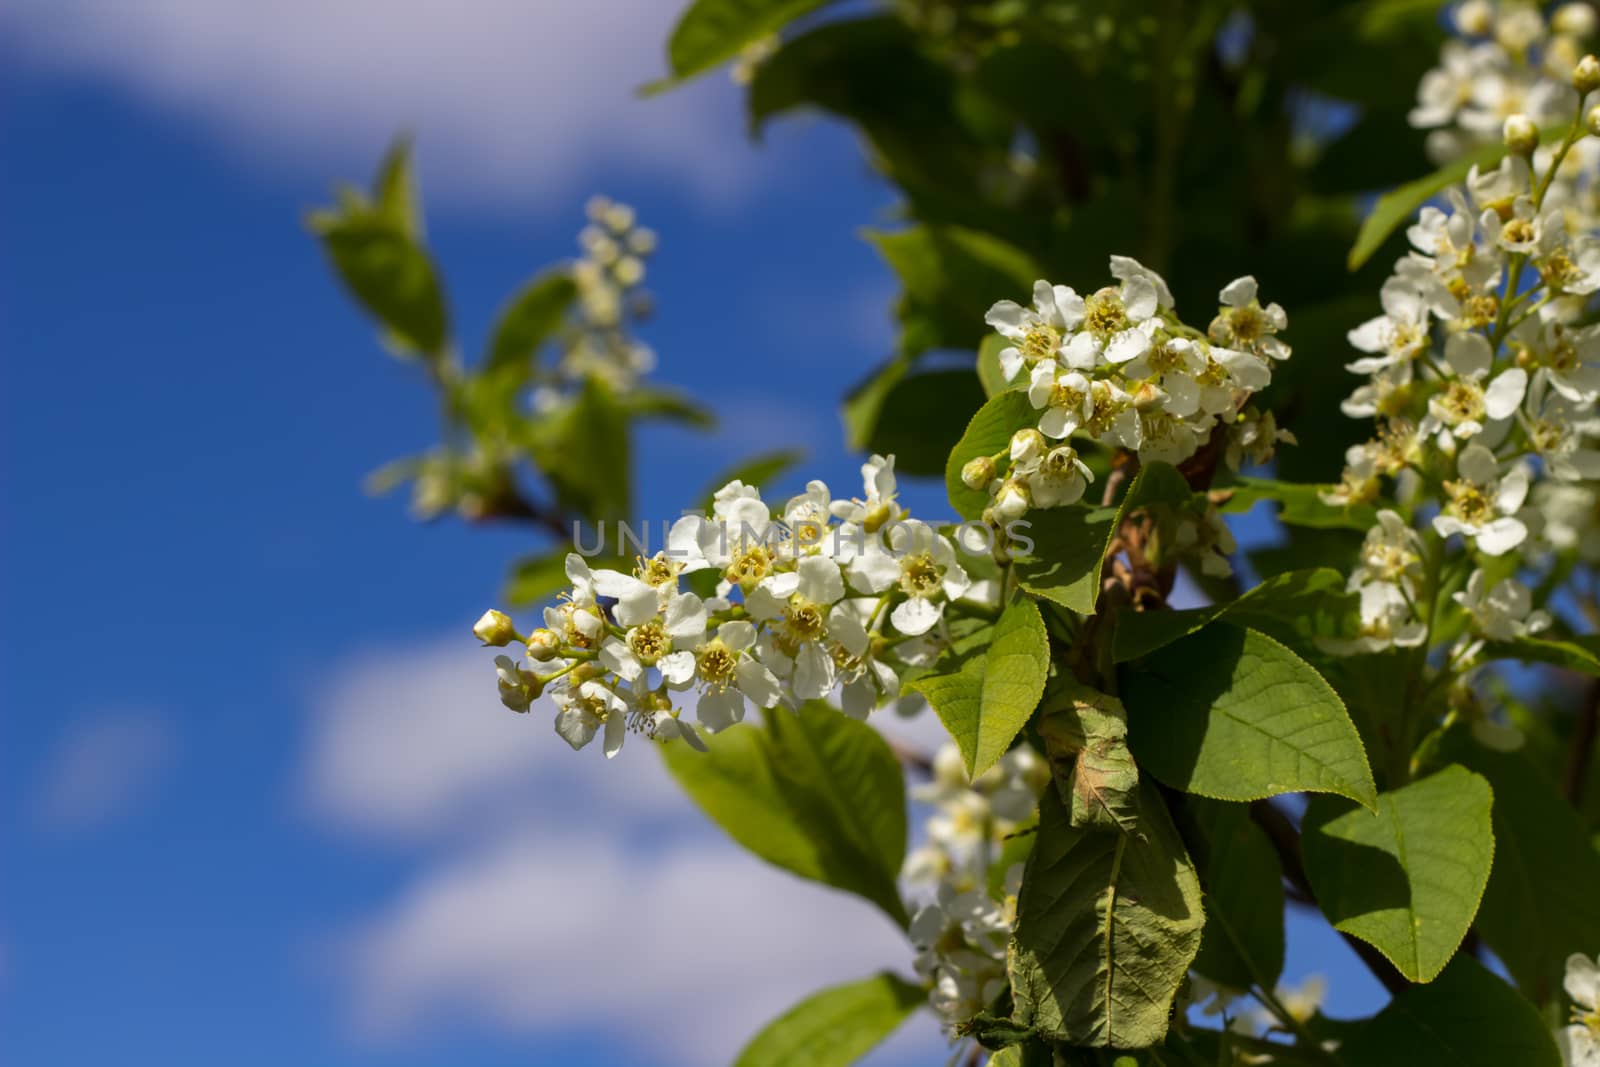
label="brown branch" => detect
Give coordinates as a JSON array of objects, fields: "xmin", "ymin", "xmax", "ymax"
[{"xmin": 1249, "ymin": 799, "xmax": 1411, "ymax": 996}]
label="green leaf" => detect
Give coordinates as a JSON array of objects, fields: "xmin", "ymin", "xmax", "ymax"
[
  {"xmin": 1187, "ymin": 798, "xmax": 1286, "ymax": 992},
  {"xmin": 1338, "ymin": 955, "xmax": 1560, "ymax": 1066},
  {"xmin": 485, "ymin": 270, "xmax": 576, "ymax": 371},
  {"xmin": 1301, "ymin": 765, "xmax": 1495, "ymax": 982},
  {"xmin": 907, "ymin": 597, "xmax": 1047, "ymax": 778},
  {"xmin": 732, "ymin": 972, "xmax": 925, "ymax": 1067},
  {"xmin": 665, "ymin": 0, "xmax": 834, "ymax": 82},
  {"xmin": 944, "ymin": 390, "xmax": 1035, "ymax": 522},
  {"xmin": 1037, "ymin": 684, "xmax": 1140, "ymax": 833},
  {"xmin": 372, "ymin": 135, "xmax": 423, "ymax": 238},
  {"xmin": 1217, "ymin": 476, "xmax": 1379, "ymax": 531},
  {"xmin": 1123, "ymin": 624, "xmax": 1378, "ymax": 809},
  {"xmin": 312, "ymin": 212, "xmax": 449, "ymax": 357},
  {"xmin": 1113, "ymin": 569, "xmax": 1355, "ymax": 663},
  {"xmin": 976, "ymin": 333, "xmax": 1017, "ymax": 398},
  {"xmin": 1009, "ymin": 781, "xmax": 1204, "ymax": 1047},
  {"xmin": 661, "ymin": 701, "xmax": 908, "ymax": 926},
  {"xmin": 1442, "ymin": 733, "xmax": 1600, "ymax": 1004},
  {"xmin": 1009, "ymin": 463, "xmax": 1193, "ymax": 616},
  {"xmin": 974, "ymin": 598, "xmax": 1050, "ymax": 775},
  {"xmin": 1485, "ymin": 633, "xmax": 1600, "ymax": 677},
  {"xmin": 1347, "ymin": 129, "xmax": 1563, "ymax": 270}
]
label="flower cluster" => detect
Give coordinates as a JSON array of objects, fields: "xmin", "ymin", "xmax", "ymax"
[
  {"xmin": 1564, "ymin": 951, "xmax": 1600, "ymax": 1067},
  {"xmin": 975, "ymin": 258, "xmax": 1294, "ymax": 521},
  {"xmin": 1325, "ymin": 44, "xmax": 1600, "ymax": 752},
  {"xmin": 473, "ymin": 456, "xmax": 1004, "ymax": 754},
  {"xmin": 532, "ymin": 195, "xmax": 658, "ymax": 411},
  {"xmin": 903, "ymin": 743, "xmax": 1046, "ymax": 1030},
  {"xmin": 1411, "ymin": 1, "xmax": 1599, "ymax": 233}
]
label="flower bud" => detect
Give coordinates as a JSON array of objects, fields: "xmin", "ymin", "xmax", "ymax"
[
  {"xmin": 1554, "ymin": 3, "xmax": 1598, "ymax": 38},
  {"xmin": 1455, "ymin": 0, "xmax": 1492, "ymax": 36},
  {"xmin": 1576, "ymin": 54, "xmax": 1600, "ymax": 95},
  {"xmin": 993, "ymin": 479, "xmax": 1031, "ymax": 522},
  {"xmin": 961, "ymin": 455, "xmax": 997, "ymax": 490},
  {"xmin": 1010, "ymin": 428, "xmax": 1046, "ymax": 464},
  {"xmin": 526, "ymin": 628, "xmax": 562, "ymax": 662},
  {"xmin": 473, "ymin": 609, "xmax": 519, "ymax": 647},
  {"xmin": 1589, "ymin": 104, "xmax": 1600, "ymax": 138},
  {"xmin": 1503, "ymin": 113, "xmax": 1539, "ymax": 156}
]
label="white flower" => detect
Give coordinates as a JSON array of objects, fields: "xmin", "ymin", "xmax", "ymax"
[
  {"xmin": 1354, "ymin": 509, "xmax": 1426, "ymax": 587},
  {"xmin": 1433, "ymin": 443, "xmax": 1530, "ymax": 555},
  {"xmin": 1535, "ymin": 482, "xmax": 1600, "ymax": 560},
  {"xmin": 1028, "ymin": 364, "xmax": 1093, "ymax": 438},
  {"xmin": 1174, "ymin": 507, "xmax": 1237, "ymax": 578},
  {"xmin": 666, "ymin": 619, "xmax": 782, "ymax": 733},
  {"xmin": 1421, "ymin": 331, "xmax": 1527, "ymax": 441},
  {"xmin": 847, "ymin": 521, "xmax": 971, "ymax": 636},
  {"xmin": 1522, "ymin": 375, "xmax": 1600, "ymax": 481},
  {"xmin": 493, "ymin": 654, "xmax": 537, "ymax": 713},
  {"xmin": 1022, "ymin": 444, "xmax": 1095, "ymax": 508},
  {"xmin": 1560, "ymin": 953, "xmax": 1600, "ymax": 1067},
  {"xmin": 1453, "ymin": 570, "xmax": 1551, "ymax": 641},
  {"xmin": 1073, "ymin": 259, "xmax": 1165, "ymax": 367},
  {"xmin": 830, "ymin": 454, "xmax": 900, "ymax": 531},
  {"xmin": 1123, "ymin": 336, "xmax": 1208, "ymax": 416},
  {"xmin": 1323, "ymin": 582, "xmax": 1427, "ymax": 655},
  {"xmin": 1347, "ymin": 277, "xmax": 1454, "ymax": 372},
  {"xmin": 598, "ymin": 590, "xmax": 706, "ymax": 681},
  {"xmin": 1211, "ymin": 275, "xmax": 1290, "ymax": 361},
  {"xmin": 747, "ymin": 555, "xmax": 848, "ymax": 699},
  {"xmin": 984, "ymin": 279, "xmax": 1086, "ymax": 381},
  {"xmin": 551, "ymin": 677, "xmax": 630, "ymax": 758}
]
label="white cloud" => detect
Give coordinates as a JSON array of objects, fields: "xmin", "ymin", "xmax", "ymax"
[
  {"xmin": 35, "ymin": 710, "xmax": 176, "ymax": 831},
  {"xmin": 341, "ymin": 831, "xmax": 937, "ymax": 1064},
  {"xmin": 2, "ymin": 0, "xmax": 756, "ymax": 212},
  {"xmin": 300, "ymin": 637, "xmax": 950, "ymax": 1063}
]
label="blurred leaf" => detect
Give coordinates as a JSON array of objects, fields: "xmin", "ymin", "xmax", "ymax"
[
  {"xmin": 1123, "ymin": 624, "xmax": 1377, "ymax": 809},
  {"xmin": 619, "ymin": 384, "xmax": 716, "ymax": 427},
  {"xmin": 528, "ymin": 378, "xmax": 631, "ymax": 522},
  {"xmin": 1346, "ymin": 129, "xmax": 1563, "ymax": 270},
  {"xmin": 373, "ymin": 135, "xmax": 423, "ymax": 238},
  {"xmin": 661, "ymin": 701, "xmax": 909, "ymax": 926},
  {"xmin": 866, "ymin": 225, "xmax": 1036, "ymax": 356},
  {"xmin": 1486, "ymin": 633, "xmax": 1600, "ymax": 677},
  {"xmin": 664, "ymin": 0, "xmax": 836, "ymax": 82},
  {"xmin": 850, "ymin": 368, "xmax": 986, "ymax": 477},
  {"xmin": 311, "ymin": 212, "xmax": 449, "ymax": 358},
  {"xmin": 1337, "ymin": 955, "xmax": 1560, "ymax": 1066},
  {"xmin": 1302, "ymin": 765, "xmax": 1494, "ymax": 982},
  {"xmin": 1010, "ymin": 782, "xmax": 1203, "ymax": 1047},
  {"xmin": 503, "ymin": 549, "xmax": 571, "ymax": 608},
  {"xmin": 1218, "ymin": 476, "xmax": 1379, "ymax": 530},
  {"xmin": 732, "ymin": 972, "xmax": 925, "ymax": 1067},
  {"xmin": 486, "ymin": 270, "xmax": 576, "ymax": 372},
  {"xmin": 698, "ymin": 448, "xmax": 807, "ymax": 513}
]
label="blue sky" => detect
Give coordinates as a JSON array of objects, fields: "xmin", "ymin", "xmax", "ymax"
[{"xmin": 2, "ymin": 4, "xmax": 1390, "ymax": 1064}]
